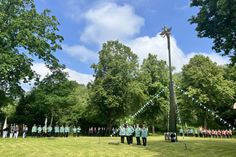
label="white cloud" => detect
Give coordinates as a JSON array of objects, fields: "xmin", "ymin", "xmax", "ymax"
[
  {"xmin": 32, "ymin": 62, "xmax": 51, "ymax": 79},
  {"xmin": 81, "ymin": 2, "xmax": 144, "ymax": 44},
  {"xmin": 32, "ymin": 63, "xmax": 94, "ymax": 84},
  {"xmin": 64, "ymin": 68, "xmax": 94, "ymax": 85},
  {"xmin": 127, "ymin": 33, "xmax": 186, "ymax": 72},
  {"xmin": 62, "ymin": 44, "xmax": 98, "ymax": 63},
  {"xmin": 186, "ymin": 52, "xmax": 229, "ymax": 66},
  {"xmin": 127, "ymin": 33, "xmax": 229, "ymax": 72},
  {"xmin": 21, "ymin": 63, "xmax": 94, "ymax": 92}
]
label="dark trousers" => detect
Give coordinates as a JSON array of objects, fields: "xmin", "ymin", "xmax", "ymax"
[
  {"xmin": 130, "ymin": 135, "xmax": 133, "ymax": 144},
  {"xmin": 126, "ymin": 136, "xmax": 130, "ymax": 144},
  {"xmin": 37, "ymin": 132, "xmax": 42, "ymax": 137},
  {"xmin": 136, "ymin": 137, "xmax": 141, "ymax": 145},
  {"xmin": 76, "ymin": 132, "xmax": 80, "ymax": 137},
  {"xmin": 142, "ymin": 137, "xmax": 147, "ymax": 146},
  {"xmin": 65, "ymin": 132, "xmax": 69, "ymax": 137},
  {"xmin": 32, "ymin": 132, "xmax": 36, "ymax": 137},
  {"xmin": 48, "ymin": 132, "xmax": 52, "ymax": 137},
  {"xmin": 121, "ymin": 136, "xmax": 124, "ymax": 143}
]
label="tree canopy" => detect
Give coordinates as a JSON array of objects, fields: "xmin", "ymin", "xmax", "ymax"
[
  {"xmin": 189, "ymin": 0, "xmax": 236, "ymax": 63},
  {"xmin": 88, "ymin": 41, "xmax": 139, "ymax": 131},
  {"xmin": 14, "ymin": 70, "xmax": 85, "ymax": 126},
  {"xmin": 136, "ymin": 54, "xmax": 169, "ymax": 131},
  {"xmin": 0, "ymin": 0, "xmax": 63, "ymax": 104},
  {"xmin": 180, "ymin": 55, "xmax": 235, "ymax": 128}
]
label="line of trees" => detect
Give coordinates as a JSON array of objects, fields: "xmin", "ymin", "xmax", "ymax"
[
  {"xmin": 1, "ymin": 0, "xmax": 236, "ymax": 134},
  {"xmin": 1, "ymin": 40, "xmax": 236, "ymax": 134}
]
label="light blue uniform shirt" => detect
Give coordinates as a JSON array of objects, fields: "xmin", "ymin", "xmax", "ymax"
[
  {"xmin": 65, "ymin": 127, "xmax": 70, "ymax": 133},
  {"xmin": 141, "ymin": 127, "xmax": 148, "ymax": 138},
  {"xmin": 54, "ymin": 126, "xmax": 59, "ymax": 133},
  {"xmin": 119, "ymin": 127, "xmax": 125, "ymax": 136},
  {"xmin": 37, "ymin": 127, "xmax": 42, "ymax": 133},
  {"xmin": 47, "ymin": 126, "xmax": 52, "ymax": 132},
  {"xmin": 73, "ymin": 127, "xmax": 76, "ymax": 133},
  {"xmin": 60, "ymin": 126, "xmax": 65, "ymax": 133},
  {"xmin": 135, "ymin": 127, "xmax": 141, "ymax": 137},
  {"xmin": 32, "ymin": 126, "xmax": 37, "ymax": 133}
]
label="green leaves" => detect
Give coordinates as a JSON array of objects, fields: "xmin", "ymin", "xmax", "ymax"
[
  {"xmin": 89, "ymin": 41, "xmax": 139, "ymax": 127},
  {"xmin": 0, "ymin": 0, "xmax": 63, "ymax": 105},
  {"xmin": 180, "ymin": 55, "xmax": 235, "ymax": 128},
  {"xmin": 189, "ymin": 0, "xmax": 236, "ymax": 63},
  {"xmin": 14, "ymin": 70, "xmax": 87, "ymax": 125}
]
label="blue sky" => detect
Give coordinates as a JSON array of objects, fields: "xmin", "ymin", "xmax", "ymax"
[{"xmin": 30, "ymin": 0, "xmax": 229, "ymax": 86}]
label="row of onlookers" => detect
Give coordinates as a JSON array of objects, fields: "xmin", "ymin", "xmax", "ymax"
[
  {"xmin": 1, "ymin": 124, "xmax": 28, "ymax": 138},
  {"xmin": 179, "ymin": 128, "xmax": 233, "ymax": 138}
]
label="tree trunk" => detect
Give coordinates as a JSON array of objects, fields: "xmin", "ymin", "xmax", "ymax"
[
  {"xmin": 152, "ymin": 125, "xmax": 155, "ymax": 134},
  {"xmin": 106, "ymin": 120, "xmax": 113, "ymax": 136}
]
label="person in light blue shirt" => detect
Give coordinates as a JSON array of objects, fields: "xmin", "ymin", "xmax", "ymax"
[
  {"xmin": 76, "ymin": 126, "xmax": 81, "ymax": 137},
  {"xmin": 31, "ymin": 124, "xmax": 37, "ymax": 137},
  {"xmin": 129, "ymin": 125, "xmax": 134, "ymax": 144},
  {"xmin": 125, "ymin": 124, "xmax": 130, "ymax": 144},
  {"xmin": 72, "ymin": 126, "xmax": 76, "ymax": 137},
  {"xmin": 47, "ymin": 125, "xmax": 53, "ymax": 137},
  {"xmin": 65, "ymin": 125, "xmax": 70, "ymax": 137},
  {"xmin": 119, "ymin": 124, "xmax": 125, "ymax": 143},
  {"xmin": 189, "ymin": 128, "xmax": 194, "ymax": 137},
  {"xmin": 135, "ymin": 124, "xmax": 141, "ymax": 145},
  {"xmin": 37, "ymin": 125, "xmax": 42, "ymax": 137},
  {"xmin": 141, "ymin": 124, "xmax": 148, "ymax": 146},
  {"xmin": 54, "ymin": 124, "xmax": 59, "ymax": 137},
  {"xmin": 60, "ymin": 125, "xmax": 65, "ymax": 137},
  {"xmin": 179, "ymin": 128, "xmax": 183, "ymax": 136}
]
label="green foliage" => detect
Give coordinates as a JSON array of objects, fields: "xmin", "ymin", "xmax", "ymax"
[
  {"xmin": 14, "ymin": 70, "xmax": 86, "ymax": 126},
  {"xmin": 0, "ymin": 0, "xmax": 63, "ymax": 105},
  {"xmin": 180, "ymin": 55, "xmax": 235, "ymax": 128},
  {"xmin": 88, "ymin": 41, "xmax": 139, "ymax": 128},
  {"xmin": 189, "ymin": 0, "xmax": 236, "ymax": 63},
  {"xmin": 136, "ymin": 54, "xmax": 169, "ymax": 130}
]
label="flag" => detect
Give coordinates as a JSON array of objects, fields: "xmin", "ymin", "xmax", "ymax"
[
  {"xmin": 44, "ymin": 117, "xmax": 47, "ymax": 133},
  {"xmin": 3, "ymin": 117, "xmax": 7, "ymax": 129},
  {"xmin": 233, "ymin": 102, "xmax": 236, "ymax": 110}
]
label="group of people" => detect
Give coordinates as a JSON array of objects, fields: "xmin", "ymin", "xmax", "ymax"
[
  {"xmin": 179, "ymin": 128, "xmax": 233, "ymax": 138},
  {"xmin": 1, "ymin": 124, "xmax": 28, "ymax": 138},
  {"xmin": 88, "ymin": 127, "xmax": 112, "ymax": 136},
  {"xmin": 0, "ymin": 123, "xmax": 81, "ymax": 138},
  {"xmin": 119, "ymin": 124, "xmax": 148, "ymax": 146},
  {"xmin": 31, "ymin": 124, "xmax": 81, "ymax": 137}
]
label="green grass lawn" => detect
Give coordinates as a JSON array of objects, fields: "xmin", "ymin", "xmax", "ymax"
[{"xmin": 0, "ymin": 136, "xmax": 235, "ymax": 157}]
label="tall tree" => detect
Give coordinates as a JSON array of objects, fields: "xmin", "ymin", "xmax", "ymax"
[
  {"xmin": 0, "ymin": 0, "xmax": 63, "ymax": 106},
  {"xmin": 181, "ymin": 55, "xmax": 235, "ymax": 128},
  {"xmin": 189, "ymin": 0, "xmax": 236, "ymax": 63},
  {"xmin": 137, "ymin": 54, "xmax": 169, "ymax": 132},
  {"xmin": 88, "ymin": 41, "xmax": 139, "ymax": 132}
]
